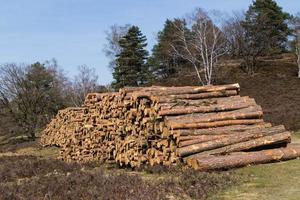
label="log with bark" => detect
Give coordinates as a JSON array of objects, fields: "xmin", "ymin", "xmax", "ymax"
[{"xmin": 187, "ymin": 144, "xmax": 300, "ymax": 171}]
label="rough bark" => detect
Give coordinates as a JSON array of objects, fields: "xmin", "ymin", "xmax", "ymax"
[
  {"xmin": 177, "ymin": 126, "xmax": 287, "ymax": 157},
  {"xmin": 152, "ymin": 90, "xmax": 238, "ymax": 103},
  {"xmin": 187, "ymin": 144, "xmax": 300, "ymax": 171},
  {"xmin": 178, "ymin": 135, "xmax": 228, "ymax": 147},
  {"xmin": 165, "ymin": 106, "xmax": 263, "ymax": 124},
  {"xmin": 168, "ymin": 119, "xmax": 264, "ymax": 130},
  {"xmin": 172, "ymin": 123, "xmax": 272, "ymax": 136},
  {"xmin": 159, "ymin": 98, "xmax": 256, "ymax": 116},
  {"xmin": 184, "ymin": 129, "xmax": 290, "ymax": 161}
]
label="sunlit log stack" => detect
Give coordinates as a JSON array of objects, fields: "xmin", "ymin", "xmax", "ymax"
[
  {"xmin": 40, "ymin": 107, "xmax": 85, "ymax": 147},
  {"xmin": 41, "ymin": 83, "xmax": 300, "ymax": 170}
]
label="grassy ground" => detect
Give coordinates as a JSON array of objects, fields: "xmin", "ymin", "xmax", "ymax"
[
  {"xmin": 209, "ymin": 133, "xmax": 300, "ymax": 200},
  {"xmin": 210, "ymin": 158, "xmax": 300, "ymax": 200}
]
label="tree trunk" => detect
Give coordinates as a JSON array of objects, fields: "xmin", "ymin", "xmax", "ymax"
[
  {"xmin": 297, "ymin": 51, "xmax": 300, "ymax": 78},
  {"xmin": 168, "ymin": 119, "xmax": 264, "ymax": 130},
  {"xmin": 177, "ymin": 126, "xmax": 287, "ymax": 157},
  {"xmin": 152, "ymin": 90, "xmax": 238, "ymax": 103},
  {"xmin": 187, "ymin": 144, "xmax": 300, "ymax": 171},
  {"xmin": 178, "ymin": 135, "xmax": 228, "ymax": 147},
  {"xmin": 159, "ymin": 98, "xmax": 256, "ymax": 116},
  {"xmin": 166, "ymin": 106, "xmax": 263, "ymax": 127},
  {"xmin": 172, "ymin": 123, "xmax": 272, "ymax": 136},
  {"xmin": 184, "ymin": 130, "xmax": 290, "ymax": 162}
]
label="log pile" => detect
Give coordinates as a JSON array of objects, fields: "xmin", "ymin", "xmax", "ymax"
[
  {"xmin": 41, "ymin": 83, "xmax": 300, "ymax": 170},
  {"xmin": 40, "ymin": 107, "xmax": 85, "ymax": 147}
]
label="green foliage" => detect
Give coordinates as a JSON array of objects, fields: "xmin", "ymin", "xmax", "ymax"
[
  {"xmin": 0, "ymin": 62, "xmax": 68, "ymax": 139},
  {"xmin": 242, "ymin": 0, "xmax": 291, "ymax": 55},
  {"xmin": 112, "ymin": 26, "xmax": 150, "ymax": 89},
  {"xmin": 148, "ymin": 19, "xmax": 187, "ymax": 80}
]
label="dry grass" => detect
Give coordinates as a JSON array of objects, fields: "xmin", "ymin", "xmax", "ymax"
[{"xmin": 0, "ymin": 151, "xmax": 238, "ymax": 200}]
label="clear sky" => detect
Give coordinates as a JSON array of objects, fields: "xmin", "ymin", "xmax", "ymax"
[{"xmin": 0, "ymin": 0, "xmax": 299, "ymax": 84}]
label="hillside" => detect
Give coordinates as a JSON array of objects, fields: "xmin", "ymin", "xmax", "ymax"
[{"xmin": 159, "ymin": 54, "xmax": 300, "ymax": 131}]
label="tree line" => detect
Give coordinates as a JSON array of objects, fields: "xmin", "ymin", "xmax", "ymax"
[
  {"xmin": 0, "ymin": 61, "xmax": 108, "ymax": 140},
  {"xmin": 104, "ymin": 0, "xmax": 300, "ymax": 88}
]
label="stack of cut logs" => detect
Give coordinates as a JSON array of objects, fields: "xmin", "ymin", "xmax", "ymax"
[{"xmin": 41, "ymin": 83, "xmax": 300, "ymax": 170}]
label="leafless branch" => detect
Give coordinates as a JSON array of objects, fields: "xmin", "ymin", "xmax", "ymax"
[{"xmin": 171, "ymin": 8, "xmax": 227, "ymax": 85}]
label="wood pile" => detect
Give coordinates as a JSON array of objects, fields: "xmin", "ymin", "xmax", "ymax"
[
  {"xmin": 40, "ymin": 107, "xmax": 85, "ymax": 147},
  {"xmin": 41, "ymin": 83, "xmax": 300, "ymax": 170}
]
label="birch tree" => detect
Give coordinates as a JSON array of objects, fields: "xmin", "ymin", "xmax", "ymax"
[
  {"xmin": 103, "ymin": 24, "xmax": 131, "ymax": 70},
  {"xmin": 293, "ymin": 14, "xmax": 300, "ymax": 78},
  {"xmin": 171, "ymin": 8, "xmax": 227, "ymax": 85},
  {"xmin": 71, "ymin": 65, "xmax": 99, "ymax": 107}
]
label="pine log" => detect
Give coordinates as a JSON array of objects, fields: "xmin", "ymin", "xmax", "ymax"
[
  {"xmin": 178, "ymin": 135, "xmax": 228, "ymax": 147},
  {"xmin": 184, "ymin": 130, "xmax": 291, "ymax": 161},
  {"xmin": 159, "ymin": 99, "xmax": 257, "ymax": 116},
  {"xmin": 165, "ymin": 107, "xmax": 263, "ymax": 125},
  {"xmin": 177, "ymin": 126, "xmax": 286, "ymax": 157},
  {"xmin": 166, "ymin": 105, "xmax": 262, "ymax": 122},
  {"xmin": 179, "ymin": 134, "xmax": 228, "ymax": 141},
  {"xmin": 152, "ymin": 90, "xmax": 238, "ymax": 103},
  {"xmin": 159, "ymin": 95, "xmax": 248, "ymax": 108},
  {"xmin": 172, "ymin": 123, "xmax": 272, "ymax": 136},
  {"xmin": 187, "ymin": 144, "xmax": 300, "ymax": 171},
  {"xmin": 168, "ymin": 119, "xmax": 264, "ymax": 130},
  {"xmin": 141, "ymin": 84, "xmax": 240, "ymax": 95}
]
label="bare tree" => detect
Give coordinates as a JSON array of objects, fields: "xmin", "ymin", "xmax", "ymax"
[
  {"xmin": 0, "ymin": 62, "xmax": 68, "ymax": 140},
  {"xmin": 171, "ymin": 8, "xmax": 227, "ymax": 85},
  {"xmin": 71, "ymin": 65, "xmax": 99, "ymax": 107},
  {"xmin": 297, "ymin": 34, "xmax": 300, "ymax": 78},
  {"xmin": 0, "ymin": 64, "xmax": 25, "ymax": 139},
  {"xmin": 223, "ymin": 11, "xmax": 246, "ymax": 58},
  {"xmin": 293, "ymin": 14, "xmax": 300, "ymax": 78},
  {"xmin": 103, "ymin": 24, "xmax": 131, "ymax": 70}
]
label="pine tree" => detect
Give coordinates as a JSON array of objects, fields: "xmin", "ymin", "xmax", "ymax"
[
  {"xmin": 112, "ymin": 26, "xmax": 149, "ymax": 89},
  {"xmin": 242, "ymin": 0, "xmax": 291, "ymax": 55},
  {"xmin": 148, "ymin": 19, "xmax": 187, "ymax": 80}
]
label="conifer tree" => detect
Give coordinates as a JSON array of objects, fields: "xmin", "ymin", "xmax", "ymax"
[
  {"xmin": 242, "ymin": 0, "xmax": 291, "ymax": 55},
  {"xmin": 148, "ymin": 19, "xmax": 187, "ymax": 79},
  {"xmin": 112, "ymin": 26, "xmax": 149, "ymax": 89}
]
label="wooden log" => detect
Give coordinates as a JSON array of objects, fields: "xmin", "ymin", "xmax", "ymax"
[
  {"xmin": 152, "ymin": 90, "xmax": 238, "ymax": 103},
  {"xmin": 166, "ymin": 105, "xmax": 262, "ymax": 122},
  {"xmin": 141, "ymin": 84, "xmax": 240, "ymax": 95},
  {"xmin": 119, "ymin": 87, "xmax": 145, "ymax": 94},
  {"xmin": 177, "ymin": 126, "xmax": 286, "ymax": 157},
  {"xmin": 159, "ymin": 99, "xmax": 257, "ymax": 116},
  {"xmin": 168, "ymin": 119, "xmax": 264, "ymax": 130},
  {"xmin": 159, "ymin": 95, "xmax": 248, "ymax": 108},
  {"xmin": 187, "ymin": 144, "xmax": 300, "ymax": 171},
  {"xmin": 187, "ymin": 130, "xmax": 290, "ymax": 158},
  {"xmin": 178, "ymin": 135, "xmax": 228, "ymax": 147},
  {"xmin": 172, "ymin": 123, "xmax": 272, "ymax": 136},
  {"xmin": 165, "ymin": 107, "xmax": 263, "ymax": 125}
]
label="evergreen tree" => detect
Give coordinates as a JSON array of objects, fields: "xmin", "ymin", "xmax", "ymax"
[
  {"xmin": 242, "ymin": 0, "xmax": 291, "ymax": 55},
  {"xmin": 148, "ymin": 19, "xmax": 187, "ymax": 80},
  {"xmin": 112, "ymin": 26, "xmax": 149, "ymax": 89}
]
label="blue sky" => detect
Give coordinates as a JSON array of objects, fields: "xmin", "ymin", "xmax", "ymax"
[{"xmin": 0, "ymin": 0, "xmax": 299, "ymax": 84}]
